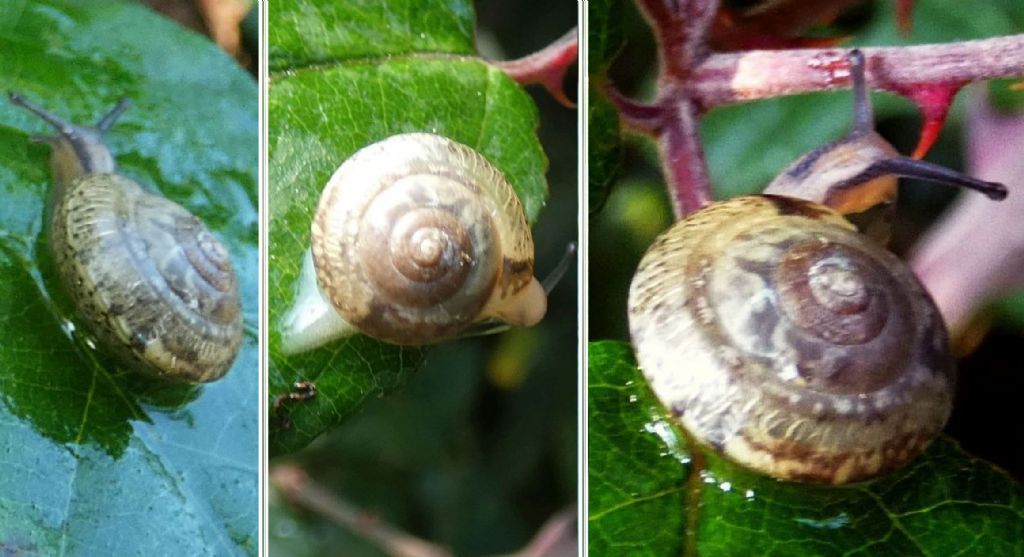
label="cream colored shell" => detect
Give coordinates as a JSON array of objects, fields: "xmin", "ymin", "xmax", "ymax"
[
  {"xmin": 628, "ymin": 195, "xmax": 953, "ymax": 484},
  {"xmin": 308, "ymin": 133, "xmax": 544, "ymax": 345}
]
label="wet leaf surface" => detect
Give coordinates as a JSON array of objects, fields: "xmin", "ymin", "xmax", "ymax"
[
  {"xmin": 589, "ymin": 341, "xmax": 1024, "ymax": 557},
  {"xmin": 0, "ymin": 1, "xmax": 258, "ymax": 555}
]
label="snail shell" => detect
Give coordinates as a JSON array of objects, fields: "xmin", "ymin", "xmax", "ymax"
[
  {"xmin": 628, "ymin": 196, "xmax": 954, "ymax": 484},
  {"xmin": 624, "ymin": 50, "xmax": 1007, "ymax": 484},
  {"xmin": 10, "ymin": 93, "xmax": 243, "ymax": 383},
  {"xmin": 280, "ymin": 133, "xmax": 546, "ymax": 353}
]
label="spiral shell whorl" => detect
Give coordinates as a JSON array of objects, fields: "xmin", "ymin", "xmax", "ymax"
[
  {"xmin": 628, "ymin": 196, "xmax": 953, "ymax": 484},
  {"xmin": 51, "ymin": 173, "xmax": 243, "ymax": 383},
  {"xmin": 311, "ymin": 133, "xmax": 535, "ymax": 345}
]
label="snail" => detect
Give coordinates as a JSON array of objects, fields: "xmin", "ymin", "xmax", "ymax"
[
  {"xmin": 627, "ymin": 50, "xmax": 1008, "ymax": 484},
  {"xmin": 280, "ymin": 133, "xmax": 547, "ymax": 353},
  {"xmin": 9, "ymin": 92, "xmax": 243, "ymax": 383}
]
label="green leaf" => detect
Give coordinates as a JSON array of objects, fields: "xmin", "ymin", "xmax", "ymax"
[
  {"xmin": 588, "ymin": 0, "xmax": 625, "ymax": 74},
  {"xmin": 268, "ymin": 0, "xmax": 475, "ymax": 71},
  {"xmin": 268, "ymin": 0, "xmax": 549, "ymax": 455},
  {"xmin": 0, "ymin": 1, "xmax": 257, "ymax": 555},
  {"xmin": 587, "ymin": 0, "xmax": 625, "ymax": 213},
  {"xmin": 588, "ymin": 85, "xmax": 623, "ymax": 214},
  {"xmin": 589, "ymin": 341, "xmax": 1024, "ymax": 556}
]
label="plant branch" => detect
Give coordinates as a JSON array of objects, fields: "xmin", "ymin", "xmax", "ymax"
[
  {"xmin": 271, "ymin": 464, "xmax": 453, "ymax": 557},
  {"xmin": 604, "ymin": 84, "xmax": 664, "ymax": 134},
  {"xmin": 272, "ymin": 464, "xmax": 579, "ymax": 557},
  {"xmin": 637, "ymin": 0, "xmax": 720, "ymax": 79},
  {"xmin": 493, "ymin": 28, "xmax": 578, "ymax": 108},
  {"xmin": 676, "ymin": 0, "xmax": 720, "ymax": 69},
  {"xmin": 498, "ymin": 506, "xmax": 578, "ymax": 557},
  {"xmin": 617, "ymin": 1, "xmax": 1024, "ymax": 220},
  {"xmin": 623, "ymin": 0, "xmax": 722, "ymax": 217},
  {"xmin": 691, "ymin": 35, "xmax": 1024, "ymax": 107},
  {"xmin": 659, "ymin": 96, "xmax": 713, "ymax": 216}
]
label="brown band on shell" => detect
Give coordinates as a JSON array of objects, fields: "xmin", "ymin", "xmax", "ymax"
[
  {"xmin": 500, "ymin": 256, "xmax": 534, "ymax": 296},
  {"xmin": 760, "ymin": 194, "xmax": 838, "ymax": 220},
  {"xmin": 773, "ymin": 242, "xmax": 887, "ymax": 346},
  {"xmin": 361, "ymin": 204, "xmax": 477, "ymax": 308},
  {"xmin": 739, "ymin": 430, "xmax": 935, "ymax": 485},
  {"xmin": 689, "ymin": 211, "xmax": 919, "ymax": 398}
]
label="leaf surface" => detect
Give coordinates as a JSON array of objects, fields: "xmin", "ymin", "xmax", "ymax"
[
  {"xmin": 587, "ymin": 0, "xmax": 624, "ymax": 213},
  {"xmin": 0, "ymin": 1, "xmax": 258, "ymax": 555},
  {"xmin": 268, "ymin": 0, "xmax": 549, "ymax": 455},
  {"xmin": 589, "ymin": 341, "xmax": 1024, "ymax": 556}
]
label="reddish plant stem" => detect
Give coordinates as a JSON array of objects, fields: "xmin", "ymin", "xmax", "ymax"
[
  {"xmin": 273, "ymin": 464, "xmax": 578, "ymax": 557},
  {"xmin": 607, "ymin": 83, "xmax": 716, "ymax": 217},
  {"xmin": 692, "ymin": 35, "xmax": 1024, "ymax": 107},
  {"xmin": 493, "ymin": 28, "xmax": 578, "ymax": 108},
  {"xmin": 610, "ymin": 32, "xmax": 1024, "ymax": 216},
  {"xmin": 630, "ymin": 0, "xmax": 721, "ymax": 216},
  {"xmin": 659, "ymin": 95, "xmax": 713, "ymax": 217},
  {"xmin": 499, "ymin": 506, "xmax": 578, "ymax": 557},
  {"xmin": 676, "ymin": 0, "xmax": 719, "ymax": 72},
  {"xmin": 637, "ymin": 0, "xmax": 719, "ymax": 79},
  {"xmin": 604, "ymin": 84, "xmax": 664, "ymax": 134},
  {"xmin": 622, "ymin": 0, "xmax": 1024, "ymax": 219},
  {"xmin": 271, "ymin": 464, "xmax": 453, "ymax": 557}
]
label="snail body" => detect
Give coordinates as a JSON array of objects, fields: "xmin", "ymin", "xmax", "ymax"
[
  {"xmin": 280, "ymin": 133, "xmax": 546, "ymax": 353},
  {"xmin": 9, "ymin": 93, "xmax": 242, "ymax": 383},
  {"xmin": 628, "ymin": 51, "xmax": 1007, "ymax": 484}
]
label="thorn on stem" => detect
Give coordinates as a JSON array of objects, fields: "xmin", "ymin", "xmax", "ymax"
[
  {"xmin": 892, "ymin": 82, "xmax": 964, "ymax": 159},
  {"xmin": 492, "ymin": 28, "xmax": 578, "ymax": 108}
]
